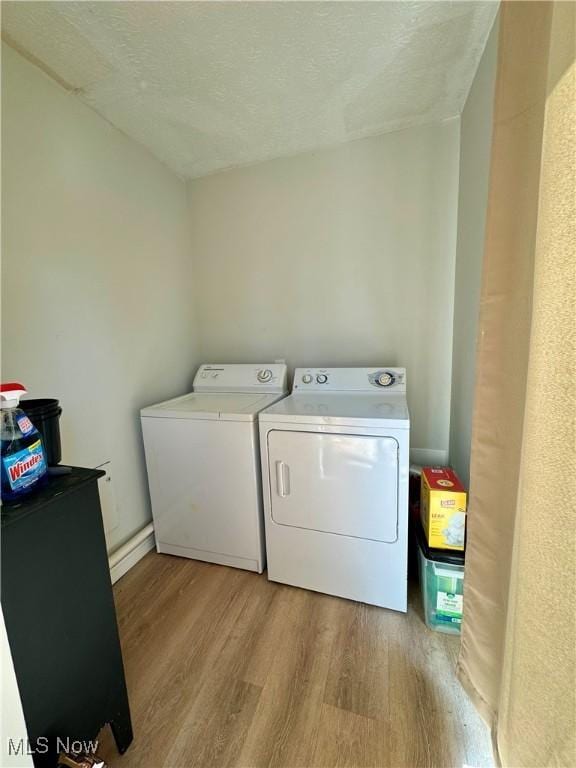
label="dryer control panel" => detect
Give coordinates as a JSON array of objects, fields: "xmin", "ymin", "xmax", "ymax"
[
  {"xmin": 293, "ymin": 367, "xmax": 406, "ymax": 393},
  {"xmin": 194, "ymin": 363, "xmax": 288, "ymax": 393}
]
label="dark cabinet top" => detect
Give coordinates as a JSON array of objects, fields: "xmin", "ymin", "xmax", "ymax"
[{"xmin": 1, "ymin": 467, "xmax": 105, "ymax": 528}]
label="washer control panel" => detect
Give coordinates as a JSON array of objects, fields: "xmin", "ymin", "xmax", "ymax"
[
  {"xmin": 194, "ymin": 363, "xmax": 288, "ymax": 393},
  {"xmin": 293, "ymin": 367, "xmax": 406, "ymax": 392}
]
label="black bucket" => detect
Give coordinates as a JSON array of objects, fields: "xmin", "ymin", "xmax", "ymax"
[{"xmin": 21, "ymin": 399, "xmax": 62, "ymax": 466}]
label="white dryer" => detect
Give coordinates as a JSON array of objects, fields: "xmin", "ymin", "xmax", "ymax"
[
  {"xmin": 141, "ymin": 363, "xmax": 287, "ymax": 573},
  {"xmin": 259, "ymin": 367, "xmax": 409, "ymax": 611}
]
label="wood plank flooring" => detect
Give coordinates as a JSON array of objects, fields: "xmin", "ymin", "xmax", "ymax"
[{"xmin": 99, "ymin": 553, "xmax": 492, "ymax": 768}]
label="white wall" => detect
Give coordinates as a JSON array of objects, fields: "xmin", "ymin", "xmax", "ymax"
[
  {"xmin": 1, "ymin": 44, "xmax": 198, "ymax": 551},
  {"xmin": 188, "ymin": 121, "xmax": 460, "ymax": 463},
  {"xmin": 449, "ymin": 17, "xmax": 499, "ymax": 487},
  {"xmin": 1, "ymin": 609, "xmax": 33, "ymax": 768}
]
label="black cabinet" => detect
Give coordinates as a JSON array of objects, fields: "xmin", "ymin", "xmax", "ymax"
[{"xmin": 1, "ymin": 468, "xmax": 133, "ymax": 767}]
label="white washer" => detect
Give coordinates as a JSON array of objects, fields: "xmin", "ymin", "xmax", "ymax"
[
  {"xmin": 259, "ymin": 367, "xmax": 409, "ymax": 611},
  {"xmin": 141, "ymin": 363, "xmax": 288, "ymax": 573}
]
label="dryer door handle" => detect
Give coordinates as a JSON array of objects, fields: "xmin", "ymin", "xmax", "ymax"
[{"xmin": 275, "ymin": 461, "xmax": 291, "ymax": 497}]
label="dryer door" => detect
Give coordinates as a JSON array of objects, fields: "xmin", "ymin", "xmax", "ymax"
[{"xmin": 267, "ymin": 430, "xmax": 398, "ymax": 542}]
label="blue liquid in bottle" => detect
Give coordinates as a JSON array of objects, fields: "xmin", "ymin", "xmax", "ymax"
[{"xmin": 1, "ymin": 387, "xmax": 48, "ymax": 502}]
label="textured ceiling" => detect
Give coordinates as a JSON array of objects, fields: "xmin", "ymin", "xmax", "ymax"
[{"xmin": 2, "ymin": 1, "xmax": 498, "ymax": 179}]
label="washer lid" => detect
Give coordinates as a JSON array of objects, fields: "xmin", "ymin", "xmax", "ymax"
[
  {"xmin": 258, "ymin": 392, "xmax": 409, "ymax": 429},
  {"xmin": 141, "ymin": 392, "xmax": 284, "ymax": 421}
]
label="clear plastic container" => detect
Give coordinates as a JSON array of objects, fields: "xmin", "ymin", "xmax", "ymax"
[{"xmin": 417, "ymin": 524, "xmax": 465, "ymax": 634}]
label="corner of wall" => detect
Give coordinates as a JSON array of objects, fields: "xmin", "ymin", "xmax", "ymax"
[{"xmin": 448, "ymin": 15, "xmax": 499, "ymax": 487}]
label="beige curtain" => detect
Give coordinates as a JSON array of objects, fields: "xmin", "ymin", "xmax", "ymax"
[{"xmin": 456, "ymin": 2, "xmax": 575, "ymax": 766}]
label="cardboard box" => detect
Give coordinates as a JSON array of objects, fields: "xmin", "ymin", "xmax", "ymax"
[{"xmin": 420, "ymin": 467, "xmax": 467, "ymax": 551}]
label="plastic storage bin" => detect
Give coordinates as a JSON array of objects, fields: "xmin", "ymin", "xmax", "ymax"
[{"xmin": 417, "ymin": 524, "xmax": 465, "ymax": 634}]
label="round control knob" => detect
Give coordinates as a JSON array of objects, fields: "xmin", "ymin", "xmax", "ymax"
[
  {"xmin": 257, "ymin": 369, "xmax": 273, "ymax": 383},
  {"xmin": 376, "ymin": 372, "xmax": 394, "ymax": 387},
  {"xmin": 302, "ymin": 374, "xmax": 313, "ymax": 384},
  {"xmin": 316, "ymin": 374, "xmax": 328, "ymax": 384}
]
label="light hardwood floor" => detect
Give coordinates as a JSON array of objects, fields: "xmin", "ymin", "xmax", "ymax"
[{"xmin": 99, "ymin": 553, "xmax": 492, "ymax": 768}]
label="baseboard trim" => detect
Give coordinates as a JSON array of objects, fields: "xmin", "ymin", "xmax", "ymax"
[
  {"xmin": 410, "ymin": 448, "xmax": 449, "ymax": 467},
  {"xmin": 109, "ymin": 524, "xmax": 155, "ymax": 584}
]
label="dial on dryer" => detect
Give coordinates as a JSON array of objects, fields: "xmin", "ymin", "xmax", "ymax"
[
  {"xmin": 376, "ymin": 371, "xmax": 395, "ymax": 387},
  {"xmin": 257, "ymin": 369, "xmax": 273, "ymax": 383}
]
